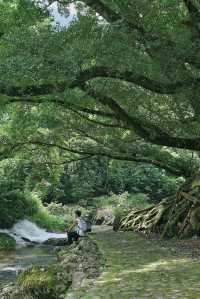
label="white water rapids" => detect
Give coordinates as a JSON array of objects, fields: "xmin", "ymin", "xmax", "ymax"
[{"xmin": 0, "ymin": 219, "xmax": 67, "ymax": 244}]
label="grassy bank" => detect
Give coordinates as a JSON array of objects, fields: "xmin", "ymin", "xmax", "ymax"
[
  {"xmin": 29, "ymin": 199, "xmax": 66, "ymax": 232},
  {"xmin": 0, "ymin": 189, "xmax": 66, "ymax": 232}
]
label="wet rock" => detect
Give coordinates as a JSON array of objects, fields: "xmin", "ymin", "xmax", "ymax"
[
  {"xmin": 0, "ymin": 283, "xmax": 15, "ymax": 299},
  {"xmin": 71, "ymin": 271, "xmax": 85, "ymax": 289},
  {"xmin": 44, "ymin": 238, "xmax": 68, "ymax": 246}
]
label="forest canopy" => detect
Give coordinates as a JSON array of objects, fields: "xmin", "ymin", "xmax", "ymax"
[
  {"xmin": 1, "ymin": 0, "xmax": 200, "ymax": 236},
  {"xmin": 0, "ymin": 0, "xmax": 200, "ymax": 176}
]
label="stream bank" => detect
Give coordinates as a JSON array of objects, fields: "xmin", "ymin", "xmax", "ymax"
[
  {"xmin": 0, "ymin": 233, "xmax": 104, "ymax": 299},
  {"xmin": 4, "ymin": 226, "xmax": 200, "ymax": 299}
]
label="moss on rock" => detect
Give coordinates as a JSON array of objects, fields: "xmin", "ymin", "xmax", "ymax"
[
  {"xmin": 17, "ymin": 265, "xmax": 71, "ymax": 299},
  {"xmin": 4, "ymin": 237, "xmax": 104, "ymax": 299}
]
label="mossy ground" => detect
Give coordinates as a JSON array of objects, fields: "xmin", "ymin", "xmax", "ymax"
[{"xmin": 73, "ymin": 230, "xmax": 200, "ymax": 299}]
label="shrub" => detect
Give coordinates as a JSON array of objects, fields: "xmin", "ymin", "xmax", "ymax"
[
  {"xmin": 92, "ymin": 192, "xmax": 151, "ymax": 209},
  {"xmin": 27, "ymin": 194, "xmax": 66, "ymax": 232},
  {"xmin": 0, "ymin": 186, "xmax": 65, "ymax": 231},
  {"xmin": 0, "ymin": 233, "xmax": 16, "ymax": 251},
  {"xmin": 0, "ymin": 190, "xmax": 38, "ymax": 228},
  {"xmin": 30, "ymin": 208, "xmax": 66, "ymax": 232}
]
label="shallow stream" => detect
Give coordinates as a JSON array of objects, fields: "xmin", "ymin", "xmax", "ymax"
[
  {"xmin": 0, "ymin": 245, "xmax": 58, "ymax": 287},
  {"xmin": 0, "ymin": 219, "xmax": 68, "ymax": 287}
]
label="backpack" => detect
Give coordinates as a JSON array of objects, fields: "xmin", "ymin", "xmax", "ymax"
[
  {"xmin": 81, "ymin": 216, "xmax": 92, "ymax": 233},
  {"xmin": 81, "ymin": 218, "xmax": 88, "ymax": 232}
]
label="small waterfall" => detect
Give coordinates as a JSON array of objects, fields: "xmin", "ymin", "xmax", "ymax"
[{"xmin": 0, "ymin": 219, "xmax": 67, "ymax": 244}]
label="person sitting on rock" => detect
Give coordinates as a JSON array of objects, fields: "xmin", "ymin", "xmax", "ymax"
[{"xmin": 67, "ymin": 210, "xmax": 87, "ymax": 245}]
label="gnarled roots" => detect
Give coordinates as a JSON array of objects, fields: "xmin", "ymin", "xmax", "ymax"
[{"xmin": 120, "ymin": 190, "xmax": 200, "ymax": 238}]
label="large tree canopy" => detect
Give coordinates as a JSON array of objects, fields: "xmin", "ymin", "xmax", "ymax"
[
  {"xmin": 1, "ymin": 0, "xmax": 200, "ymax": 178},
  {"xmin": 2, "ymin": 0, "xmax": 200, "ymax": 237}
]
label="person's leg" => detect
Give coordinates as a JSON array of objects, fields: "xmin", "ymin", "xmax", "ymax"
[
  {"xmin": 68, "ymin": 231, "xmax": 79, "ymax": 244},
  {"xmin": 68, "ymin": 231, "xmax": 75, "ymax": 245},
  {"xmin": 73, "ymin": 231, "xmax": 79, "ymax": 241}
]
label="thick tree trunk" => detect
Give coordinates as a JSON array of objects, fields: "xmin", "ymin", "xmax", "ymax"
[{"xmin": 120, "ymin": 173, "xmax": 200, "ymax": 238}]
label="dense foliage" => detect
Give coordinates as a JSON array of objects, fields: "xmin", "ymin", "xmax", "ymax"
[
  {"xmin": 1, "ymin": 0, "xmax": 200, "ymax": 236},
  {"xmin": 59, "ymin": 158, "xmax": 183, "ymax": 203},
  {"xmin": 0, "ymin": 233, "xmax": 16, "ymax": 251},
  {"xmin": 0, "ymin": 0, "xmax": 199, "ymax": 178}
]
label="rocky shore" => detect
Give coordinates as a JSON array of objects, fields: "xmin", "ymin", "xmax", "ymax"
[{"xmin": 0, "ymin": 236, "xmax": 104, "ymax": 299}]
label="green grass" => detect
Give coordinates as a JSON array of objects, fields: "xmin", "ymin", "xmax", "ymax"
[
  {"xmin": 29, "ymin": 198, "xmax": 66, "ymax": 232},
  {"xmin": 30, "ymin": 209, "xmax": 66, "ymax": 232},
  {"xmin": 17, "ymin": 265, "xmax": 60, "ymax": 299}
]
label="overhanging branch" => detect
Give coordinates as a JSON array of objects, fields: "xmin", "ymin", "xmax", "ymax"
[
  {"xmin": 2, "ymin": 66, "xmax": 200, "ymax": 98},
  {"xmin": 84, "ymin": 88, "xmax": 200, "ymax": 151},
  {"xmin": 183, "ymin": 0, "xmax": 200, "ymax": 34},
  {"xmin": 3, "ymin": 140, "xmax": 185, "ymax": 176}
]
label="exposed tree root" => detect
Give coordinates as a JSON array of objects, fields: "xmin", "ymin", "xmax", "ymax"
[{"xmin": 120, "ymin": 175, "xmax": 200, "ymax": 238}]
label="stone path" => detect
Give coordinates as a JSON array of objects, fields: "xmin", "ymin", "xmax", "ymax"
[{"xmin": 68, "ymin": 229, "xmax": 200, "ymax": 299}]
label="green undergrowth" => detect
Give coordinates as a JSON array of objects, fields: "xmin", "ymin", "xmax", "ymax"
[
  {"xmin": 26, "ymin": 192, "xmax": 66, "ymax": 232},
  {"xmin": 46, "ymin": 202, "xmax": 90, "ymax": 222},
  {"xmin": 91, "ymin": 192, "xmax": 151, "ymax": 209},
  {"xmin": 0, "ymin": 188, "xmax": 66, "ymax": 231},
  {"xmin": 44, "ymin": 193, "xmax": 151, "ymax": 230},
  {"xmin": 89, "ymin": 192, "xmax": 152, "ymax": 227},
  {"xmin": 0, "ymin": 190, "xmax": 37, "ymax": 229},
  {"xmin": 29, "ymin": 201, "xmax": 66, "ymax": 232},
  {"xmin": 0, "ymin": 233, "xmax": 16, "ymax": 251}
]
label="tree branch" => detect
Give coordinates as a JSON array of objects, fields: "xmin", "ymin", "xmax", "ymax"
[
  {"xmin": 81, "ymin": 0, "xmax": 120, "ymax": 22},
  {"xmin": 6, "ymin": 94, "xmax": 116, "ymax": 119},
  {"xmin": 84, "ymin": 88, "xmax": 200, "ymax": 151},
  {"xmin": 2, "ymin": 66, "xmax": 200, "ymax": 98},
  {"xmin": 183, "ymin": 0, "xmax": 200, "ymax": 34},
  {"xmin": 2, "ymin": 140, "xmax": 185, "ymax": 177}
]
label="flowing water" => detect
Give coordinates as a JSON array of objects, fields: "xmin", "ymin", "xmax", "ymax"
[
  {"xmin": 0, "ymin": 245, "xmax": 58, "ymax": 286},
  {"xmin": 0, "ymin": 219, "xmax": 67, "ymax": 244},
  {"xmin": 0, "ymin": 220, "xmax": 68, "ymax": 287}
]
